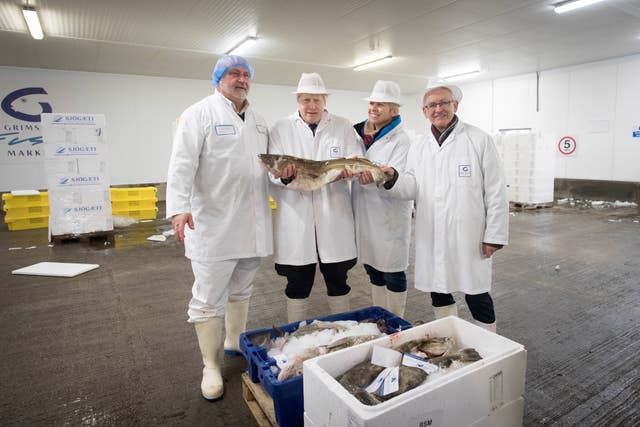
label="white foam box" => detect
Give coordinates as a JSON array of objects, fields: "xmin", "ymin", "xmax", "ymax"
[
  {"xmin": 468, "ymin": 397, "xmax": 524, "ymax": 427},
  {"xmin": 303, "ymin": 317, "xmax": 526, "ymax": 427}
]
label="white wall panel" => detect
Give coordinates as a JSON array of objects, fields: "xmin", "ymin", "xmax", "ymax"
[
  {"xmin": 492, "ymin": 74, "xmax": 537, "ymax": 132},
  {"xmin": 565, "ymin": 63, "xmax": 617, "ymax": 180},
  {"xmin": 612, "ymin": 58, "xmax": 640, "ymax": 182},
  {"xmin": 457, "ymin": 81, "xmax": 493, "ymax": 134},
  {"xmin": 537, "ymin": 70, "xmax": 569, "ymax": 178}
]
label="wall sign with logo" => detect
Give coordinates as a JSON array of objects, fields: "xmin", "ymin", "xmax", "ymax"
[
  {"xmin": 557, "ymin": 136, "xmax": 577, "ymax": 156},
  {"xmin": 0, "ymin": 87, "xmax": 52, "ymax": 162}
]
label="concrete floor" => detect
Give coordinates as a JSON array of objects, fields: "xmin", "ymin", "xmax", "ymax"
[{"xmin": 1, "ymin": 203, "xmax": 639, "ymax": 426}]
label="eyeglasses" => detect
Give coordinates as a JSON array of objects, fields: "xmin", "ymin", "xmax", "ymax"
[{"xmin": 423, "ymin": 100, "xmax": 454, "ymax": 110}]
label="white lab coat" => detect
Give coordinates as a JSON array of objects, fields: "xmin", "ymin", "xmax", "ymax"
[
  {"xmin": 166, "ymin": 90, "xmax": 273, "ymax": 262},
  {"xmin": 352, "ymin": 123, "xmax": 413, "ymax": 272},
  {"xmin": 268, "ymin": 111, "xmax": 363, "ymax": 265},
  {"xmin": 389, "ymin": 120, "xmax": 509, "ymax": 294}
]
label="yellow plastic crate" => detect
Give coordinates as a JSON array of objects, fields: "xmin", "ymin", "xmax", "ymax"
[
  {"xmin": 110, "ymin": 187, "xmax": 157, "ymax": 201},
  {"xmin": 269, "ymin": 196, "xmax": 277, "ymax": 210},
  {"xmin": 111, "ymin": 198, "xmax": 157, "ymax": 211},
  {"xmin": 7, "ymin": 216, "xmax": 48, "ymax": 231},
  {"xmin": 4, "ymin": 205, "xmax": 50, "ymax": 222},
  {"xmin": 112, "ymin": 207, "xmax": 158, "ymax": 220},
  {"xmin": 2, "ymin": 192, "xmax": 49, "ymax": 209}
]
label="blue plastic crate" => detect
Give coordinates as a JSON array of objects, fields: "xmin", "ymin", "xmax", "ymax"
[{"xmin": 239, "ymin": 306, "xmax": 412, "ymax": 427}]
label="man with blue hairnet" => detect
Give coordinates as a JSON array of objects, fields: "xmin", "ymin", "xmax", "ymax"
[{"xmin": 166, "ymin": 55, "xmax": 273, "ymax": 401}]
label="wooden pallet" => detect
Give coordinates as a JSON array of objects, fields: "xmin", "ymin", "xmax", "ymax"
[
  {"xmin": 51, "ymin": 230, "xmax": 115, "ymax": 245},
  {"xmin": 241, "ymin": 372, "xmax": 277, "ymax": 427},
  {"xmin": 510, "ymin": 201, "xmax": 553, "ymax": 210}
]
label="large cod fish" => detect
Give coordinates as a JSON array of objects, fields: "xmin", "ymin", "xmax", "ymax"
[{"xmin": 258, "ymin": 153, "xmax": 394, "ymax": 192}]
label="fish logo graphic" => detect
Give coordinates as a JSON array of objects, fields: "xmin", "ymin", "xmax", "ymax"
[
  {"xmin": 1, "ymin": 87, "xmax": 53, "ymax": 122},
  {"xmin": 58, "ymin": 178, "xmax": 69, "ymax": 185},
  {"xmin": 53, "ymin": 116, "xmax": 63, "ymax": 123},
  {"xmin": 55, "ymin": 147, "xmax": 65, "ymax": 154},
  {"xmin": 63, "ymin": 208, "xmax": 72, "ymax": 214}
]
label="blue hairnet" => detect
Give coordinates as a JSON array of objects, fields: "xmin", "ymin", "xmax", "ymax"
[{"xmin": 211, "ymin": 55, "xmax": 254, "ymax": 86}]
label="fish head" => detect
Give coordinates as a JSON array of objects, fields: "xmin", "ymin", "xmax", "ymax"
[{"xmin": 258, "ymin": 153, "xmax": 278, "ymax": 171}]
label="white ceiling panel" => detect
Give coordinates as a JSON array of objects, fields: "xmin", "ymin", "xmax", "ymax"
[{"xmin": 0, "ymin": 0, "xmax": 638, "ymax": 93}]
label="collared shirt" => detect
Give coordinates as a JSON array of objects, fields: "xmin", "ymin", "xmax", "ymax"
[
  {"xmin": 431, "ymin": 115, "xmax": 459, "ymax": 146},
  {"xmin": 216, "ymin": 89, "xmax": 249, "ymax": 120}
]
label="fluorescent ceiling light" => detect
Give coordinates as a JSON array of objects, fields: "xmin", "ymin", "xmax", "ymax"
[
  {"xmin": 22, "ymin": 7, "xmax": 43, "ymax": 40},
  {"xmin": 554, "ymin": 0, "xmax": 605, "ymax": 14},
  {"xmin": 225, "ymin": 36, "xmax": 258, "ymax": 55},
  {"xmin": 353, "ymin": 55, "xmax": 393, "ymax": 71},
  {"xmin": 441, "ymin": 70, "xmax": 480, "ymax": 81}
]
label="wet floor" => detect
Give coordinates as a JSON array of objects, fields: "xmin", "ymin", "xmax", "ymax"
[{"xmin": 1, "ymin": 203, "xmax": 639, "ymax": 426}]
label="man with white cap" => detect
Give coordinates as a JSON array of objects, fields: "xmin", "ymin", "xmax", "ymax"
[
  {"xmin": 268, "ymin": 72, "xmax": 363, "ymax": 322},
  {"xmin": 363, "ymin": 78, "xmax": 508, "ymax": 332},
  {"xmin": 166, "ymin": 55, "xmax": 273, "ymax": 401},
  {"xmin": 351, "ymin": 80, "xmax": 413, "ymax": 316}
]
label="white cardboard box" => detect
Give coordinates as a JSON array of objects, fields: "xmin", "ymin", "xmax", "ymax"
[{"xmin": 303, "ymin": 317, "xmax": 526, "ymax": 427}]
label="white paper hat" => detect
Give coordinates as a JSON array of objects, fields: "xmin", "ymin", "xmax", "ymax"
[
  {"xmin": 424, "ymin": 77, "xmax": 463, "ymax": 102},
  {"xmin": 364, "ymin": 80, "xmax": 402, "ymax": 105},
  {"xmin": 293, "ymin": 72, "xmax": 329, "ymax": 94}
]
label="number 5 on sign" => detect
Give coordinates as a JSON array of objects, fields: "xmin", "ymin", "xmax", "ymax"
[{"xmin": 558, "ymin": 136, "xmax": 577, "ymax": 156}]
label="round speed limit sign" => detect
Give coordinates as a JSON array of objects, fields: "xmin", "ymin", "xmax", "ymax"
[{"xmin": 558, "ymin": 136, "xmax": 577, "ymax": 155}]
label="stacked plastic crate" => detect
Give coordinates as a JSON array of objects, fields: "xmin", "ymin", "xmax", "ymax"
[
  {"xmin": 496, "ymin": 130, "xmax": 555, "ymax": 205},
  {"xmin": 2, "ymin": 192, "xmax": 50, "ymax": 231},
  {"xmin": 110, "ymin": 187, "xmax": 158, "ymax": 220}
]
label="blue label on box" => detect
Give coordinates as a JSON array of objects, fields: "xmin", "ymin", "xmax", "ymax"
[{"xmin": 633, "ymin": 131, "xmax": 640, "ymax": 138}]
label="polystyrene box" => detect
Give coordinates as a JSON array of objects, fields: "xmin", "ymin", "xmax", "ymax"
[
  {"xmin": 303, "ymin": 316, "xmax": 526, "ymax": 427},
  {"xmin": 468, "ymin": 397, "xmax": 524, "ymax": 427}
]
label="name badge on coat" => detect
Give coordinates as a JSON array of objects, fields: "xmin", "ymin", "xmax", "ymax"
[
  {"xmin": 215, "ymin": 125, "xmax": 236, "ymax": 136},
  {"xmin": 458, "ymin": 164, "xmax": 472, "ymax": 177},
  {"xmin": 256, "ymin": 124, "xmax": 267, "ymax": 134},
  {"xmin": 329, "ymin": 146, "xmax": 341, "ymax": 158}
]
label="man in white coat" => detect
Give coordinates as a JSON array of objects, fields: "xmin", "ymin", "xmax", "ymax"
[
  {"xmin": 364, "ymin": 78, "xmax": 508, "ymax": 332},
  {"xmin": 268, "ymin": 72, "xmax": 363, "ymax": 322},
  {"xmin": 351, "ymin": 81, "xmax": 413, "ymax": 317},
  {"xmin": 166, "ymin": 55, "xmax": 273, "ymax": 401}
]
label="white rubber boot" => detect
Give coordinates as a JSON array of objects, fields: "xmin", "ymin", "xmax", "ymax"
[
  {"xmin": 223, "ymin": 299, "xmax": 249, "ymax": 355},
  {"xmin": 194, "ymin": 318, "xmax": 224, "ymax": 401},
  {"xmin": 387, "ymin": 290, "xmax": 407, "ymax": 317},
  {"xmin": 327, "ymin": 294, "xmax": 350, "ymax": 314},
  {"xmin": 474, "ymin": 320, "xmax": 497, "ymax": 333},
  {"xmin": 286, "ymin": 297, "xmax": 309, "ymax": 323},
  {"xmin": 370, "ymin": 285, "xmax": 387, "ymax": 308},
  {"xmin": 432, "ymin": 303, "xmax": 458, "ymax": 319}
]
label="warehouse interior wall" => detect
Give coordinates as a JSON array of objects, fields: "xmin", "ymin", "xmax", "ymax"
[
  {"xmin": 0, "ymin": 66, "xmax": 372, "ymax": 192},
  {"xmin": 454, "ymin": 53, "xmax": 640, "ymax": 184},
  {"xmin": 2, "ymin": 53, "xmax": 639, "ymax": 192}
]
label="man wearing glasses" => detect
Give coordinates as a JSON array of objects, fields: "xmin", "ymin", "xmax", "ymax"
[{"xmin": 362, "ymin": 78, "xmax": 508, "ymax": 332}]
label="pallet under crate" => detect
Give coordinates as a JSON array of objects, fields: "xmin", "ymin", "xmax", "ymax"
[{"xmin": 241, "ymin": 372, "xmax": 277, "ymax": 427}]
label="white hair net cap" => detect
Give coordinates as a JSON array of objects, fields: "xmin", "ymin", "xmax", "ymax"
[
  {"xmin": 293, "ymin": 72, "xmax": 329, "ymax": 94},
  {"xmin": 212, "ymin": 55, "xmax": 254, "ymax": 87},
  {"xmin": 424, "ymin": 77, "xmax": 463, "ymax": 102},
  {"xmin": 364, "ymin": 80, "xmax": 402, "ymax": 105}
]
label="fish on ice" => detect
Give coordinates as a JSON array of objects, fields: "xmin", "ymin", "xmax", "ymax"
[{"xmin": 258, "ymin": 153, "xmax": 394, "ymax": 192}]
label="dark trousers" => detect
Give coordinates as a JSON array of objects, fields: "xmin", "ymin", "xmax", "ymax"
[
  {"xmin": 431, "ymin": 291, "xmax": 495, "ymax": 324},
  {"xmin": 275, "ymin": 258, "xmax": 357, "ymax": 299},
  {"xmin": 364, "ymin": 264, "xmax": 407, "ymax": 292}
]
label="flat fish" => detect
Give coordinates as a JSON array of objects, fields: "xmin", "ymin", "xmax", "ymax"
[
  {"xmin": 337, "ymin": 361, "xmax": 428, "ymax": 405},
  {"xmin": 258, "ymin": 153, "xmax": 394, "ymax": 192}
]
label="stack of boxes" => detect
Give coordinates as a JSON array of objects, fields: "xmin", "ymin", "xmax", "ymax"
[
  {"xmin": 2, "ymin": 192, "xmax": 50, "ymax": 231},
  {"xmin": 495, "ymin": 130, "xmax": 555, "ymax": 205},
  {"xmin": 111, "ymin": 187, "xmax": 158, "ymax": 219},
  {"xmin": 41, "ymin": 113, "xmax": 113, "ymax": 236}
]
